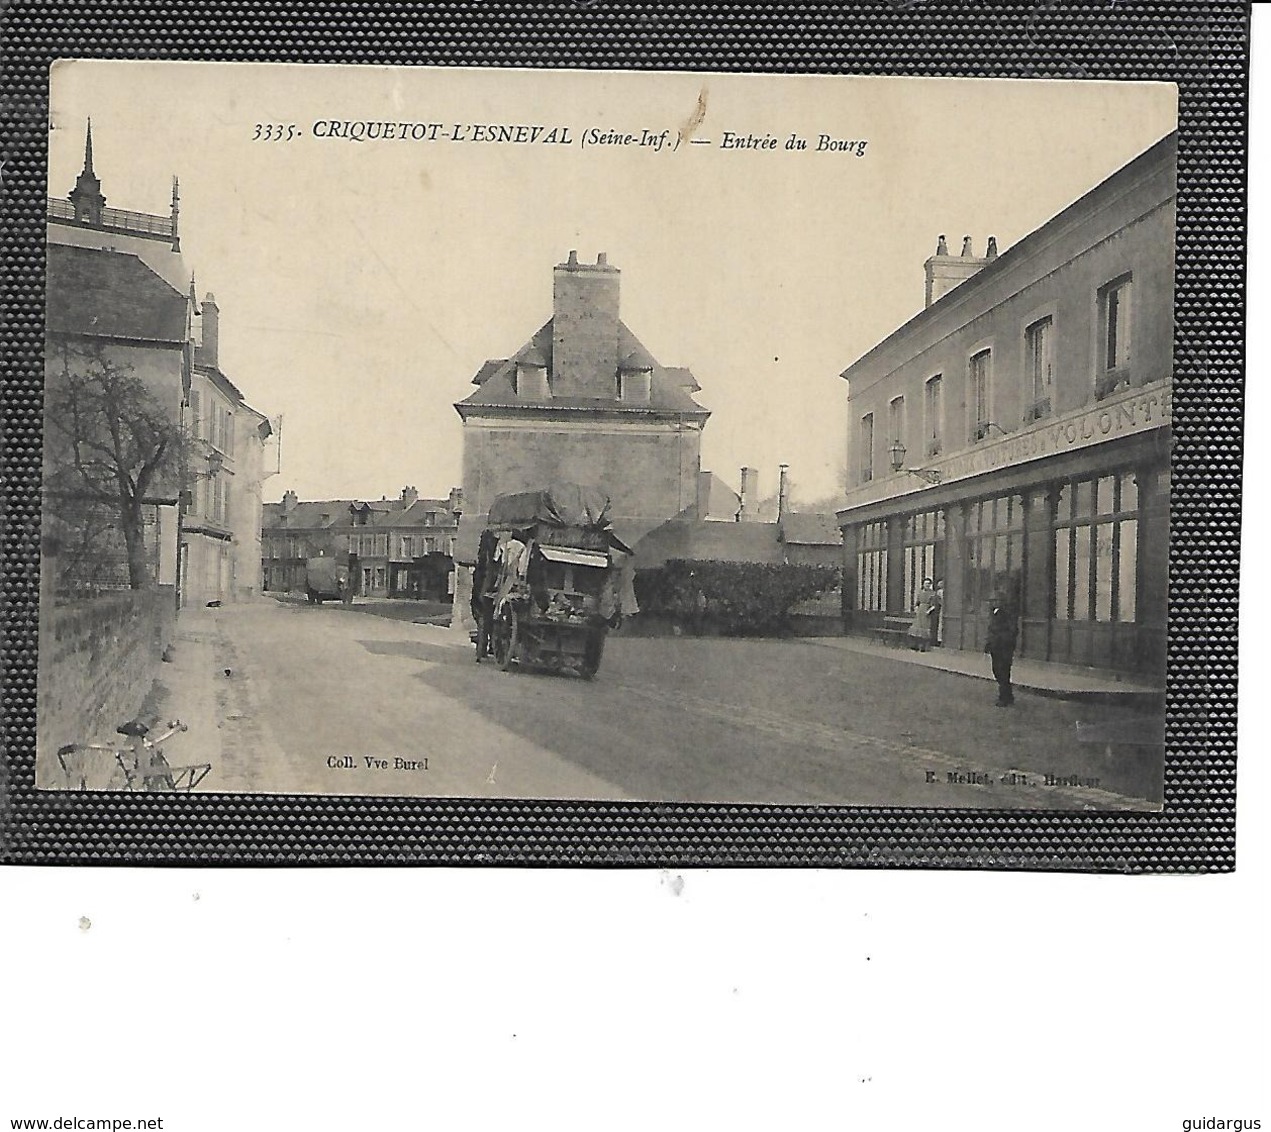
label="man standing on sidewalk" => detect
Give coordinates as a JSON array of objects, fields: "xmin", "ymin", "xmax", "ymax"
[{"xmin": 985, "ymin": 590, "xmax": 1019, "ymax": 707}]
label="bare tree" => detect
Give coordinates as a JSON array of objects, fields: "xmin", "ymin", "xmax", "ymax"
[{"xmin": 43, "ymin": 342, "xmax": 188, "ymax": 590}]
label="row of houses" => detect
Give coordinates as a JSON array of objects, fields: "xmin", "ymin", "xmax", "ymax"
[{"xmin": 262, "ymin": 487, "xmax": 462, "ymax": 600}]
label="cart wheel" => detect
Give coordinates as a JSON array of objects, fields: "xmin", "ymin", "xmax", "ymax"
[
  {"xmin": 579, "ymin": 630, "xmax": 605, "ymax": 680},
  {"xmin": 495, "ymin": 609, "xmax": 519, "ymax": 671}
]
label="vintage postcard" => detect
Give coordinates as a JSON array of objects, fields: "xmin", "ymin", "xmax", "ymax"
[{"xmin": 37, "ymin": 61, "xmax": 1177, "ymax": 810}]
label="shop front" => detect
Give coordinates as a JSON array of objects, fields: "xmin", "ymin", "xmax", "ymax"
[{"xmin": 841, "ymin": 423, "xmax": 1169, "ymax": 678}]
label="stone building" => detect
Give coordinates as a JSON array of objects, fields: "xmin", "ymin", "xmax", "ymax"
[
  {"xmin": 183, "ymin": 293, "xmax": 273, "ymax": 607},
  {"xmin": 454, "ymin": 251, "xmax": 710, "ymax": 558},
  {"xmin": 837, "ymin": 132, "xmax": 1175, "ymax": 677},
  {"xmin": 47, "ymin": 121, "xmax": 272, "ymax": 610}
]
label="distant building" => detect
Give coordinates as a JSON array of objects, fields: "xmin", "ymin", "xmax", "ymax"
[
  {"xmin": 454, "ymin": 251, "xmax": 710, "ymax": 557},
  {"xmin": 262, "ymin": 487, "xmax": 462, "ymax": 600},
  {"xmin": 837, "ymin": 133, "xmax": 1175, "ymax": 676}
]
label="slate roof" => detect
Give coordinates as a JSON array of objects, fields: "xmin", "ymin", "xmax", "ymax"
[
  {"xmin": 263, "ymin": 496, "xmax": 457, "ymax": 532},
  {"xmin": 193, "ymin": 361, "xmax": 246, "ymax": 404},
  {"xmin": 696, "ymin": 471, "xmax": 742, "ymax": 521},
  {"xmin": 457, "ymin": 319, "xmax": 708, "ymax": 417},
  {"xmin": 47, "ymin": 243, "xmax": 188, "ymax": 344},
  {"xmin": 262, "ymin": 500, "xmax": 360, "ymax": 530},
  {"xmin": 634, "ymin": 519, "xmax": 784, "ymax": 568},
  {"xmin": 778, "ymin": 512, "xmax": 843, "ymax": 546}
]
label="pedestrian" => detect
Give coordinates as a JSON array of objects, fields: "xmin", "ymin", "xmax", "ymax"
[
  {"xmin": 984, "ymin": 589, "xmax": 1019, "ymax": 707},
  {"xmin": 933, "ymin": 579, "xmax": 945, "ymax": 647},
  {"xmin": 907, "ymin": 578, "xmax": 937, "ymax": 651}
]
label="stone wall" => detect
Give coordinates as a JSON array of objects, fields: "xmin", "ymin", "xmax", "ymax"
[{"xmin": 36, "ymin": 587, "xmax": 176, "ymax": 787}]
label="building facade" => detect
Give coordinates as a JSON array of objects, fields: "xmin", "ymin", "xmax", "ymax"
[
  {"xmin": 837, "ymin": 133, "xmax": 1175, "ymax": 677},
  {"xmin": 182, "ymin": 293, "xmax": 273, "ymax": 607},
  {"xmin": 454, "ymin": 251, "xmax": 710, "ymax": 559},
  {"xmin": 47, "ymin": 122, "xmax": 272, "ymax": 610},
  {"xmin": 262, "ymin": 487, "xmax": 462, "ymax": 600}
]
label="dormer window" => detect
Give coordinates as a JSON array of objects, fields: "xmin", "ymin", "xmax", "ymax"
[
  {"xmin": 618, "ymin": 369, "xmax": 652, "ymax": 403},
  {"xmin": 515, "ymin": 351, "xmax": 550, "ymax": 399}
]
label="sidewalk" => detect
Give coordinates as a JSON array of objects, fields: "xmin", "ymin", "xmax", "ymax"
[{"xmin": 802, "ymin": 634, "xmax": 1164, "ymax": 704}]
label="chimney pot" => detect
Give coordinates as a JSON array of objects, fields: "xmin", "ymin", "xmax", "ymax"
[
  {"xmin": 961, "ymin": 236, "xmax": 974, "ymax": 257},
  {"xmin": 567, "ymin": 249, "xmax": 578, "ymax": 266},
  {"xmin": 597, "ymin": 252, "xmax": 608, "ymax": 266},
  {"xmin": 986, "ymin": 235, "xmax": 999, "ymax": 259},
  {"xmin": 936, "ymin": 234, "xmax": 948, "ymax": 256}
]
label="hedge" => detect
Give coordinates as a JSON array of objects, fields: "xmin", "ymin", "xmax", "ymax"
[{"xmin": 634, "ymin": 560, "xmax": 841, "ymax": 636}]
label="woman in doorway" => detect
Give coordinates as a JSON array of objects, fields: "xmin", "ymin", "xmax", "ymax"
[{"xmin": 907, "ymin": 578, "xmax": 938, "ymax": 652}]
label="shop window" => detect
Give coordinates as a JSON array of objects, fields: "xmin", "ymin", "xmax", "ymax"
[
  {"xmin": 968, "ymin": 350, "xmax": 992, "ymax": 441},
  {"xmin": 1096, "ymin": 275, "xmax": 1133, "ymax": 398},
  {"xmin": 1024, "ymin": 317, "xmax": 1053, "ymax": 421},
  {"xmin": 902, "ymin": 510, "xmax": 946, "ymax": 611},
  {"xmin": 858, "ymin": 413, "xmax": 874, "ymax": 483},
  {"xmin": 963, "ymin": 493, "xmax": 1024, "ymax": 616},
  {"xmin": 856, "ymin": 521, "xmax": 887, "ymax": 612},
  {"xmin": 924, "ymin": 375, "xmax": 943, "ymax": 456},
  {"xmin": 1053, "ymin": 470, "xmax": 1139, "ymax": 622}
]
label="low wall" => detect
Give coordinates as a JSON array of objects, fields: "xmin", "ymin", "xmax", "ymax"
[{"xmin": 36, "ymin": 587, "xmax": 176, "ymax": 787}]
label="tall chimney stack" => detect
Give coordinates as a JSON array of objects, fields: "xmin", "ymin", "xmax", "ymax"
[
  {"xmin": 738, "ymin": 467, "xmax": 759, "ymax": 522},
  {"xmin": 924, "ymin": 235, "xmax": 995, "ymax": 308},
  {"xmin": 778, "ymin": 464, "xmax": 790, "ymax": 520},
  {"xmin": 201, "ymin": 292, "xmax": 220, "ymax": 369},
  {"xmin": 551, "ymin": 250, "xmax": 621, "ymax": 399}
]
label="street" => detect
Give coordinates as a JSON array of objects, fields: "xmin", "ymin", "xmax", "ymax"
[{"xmin": 156, "ymin": 599, "xmax": 1164, "ymax": 810}]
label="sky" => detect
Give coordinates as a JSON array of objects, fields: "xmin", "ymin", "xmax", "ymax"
[{"xmin": 48, "ymin": 62, "xmax": 1177, "ymax": 508}]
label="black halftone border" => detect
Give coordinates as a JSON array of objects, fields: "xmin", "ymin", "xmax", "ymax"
[{"xmin": 0, "ymin": 2, "xmax": 1248, "ymax": 870}]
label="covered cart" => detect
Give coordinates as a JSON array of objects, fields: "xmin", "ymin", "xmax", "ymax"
[{"xmin": 472, "ymin": 483, "xmax": 627, "ymax": 679}]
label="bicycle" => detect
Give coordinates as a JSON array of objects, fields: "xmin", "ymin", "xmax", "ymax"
[{"xmin": 57, "ymin": 718, "xmax": 210, "ymax": 792}]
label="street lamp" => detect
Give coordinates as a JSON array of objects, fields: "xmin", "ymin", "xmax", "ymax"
[{"xmin": 888, "ymin": 439, "xmax": 942, "ymax": 485}]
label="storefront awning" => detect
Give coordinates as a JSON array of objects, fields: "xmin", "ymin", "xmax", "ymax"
[{"xmin": 538, "ymin": 545, "xmax": 609, "ymax": 568}]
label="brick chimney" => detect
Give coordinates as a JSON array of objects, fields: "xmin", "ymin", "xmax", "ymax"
[
  {"xmin": 281, "ymin": 490, "xmax": 298, "ymax": 513},
  {"xmin": 738, "ymin": 467, "xmax": 759, "ymax": 522},
  {"xmin": 201, "ymin": 292, "xmax": 220, "ymax": 368},
  {"xmin": 924, "ymin": 235, "xmax": 996, "ymax": 308},
  {"xmin": 400, "ymin": 485, "xmax": 419, "ymax": 506},
  {"xmin": 551, "ymin": 250, "xmax": 621, "ymax": 399},
  {"xmin": 448, "ymin": 486, "xmax": 464, "ymax": 516},
  {"xmin": 778, "ymin": 464, "xmax": 790, "ymax": 520}
]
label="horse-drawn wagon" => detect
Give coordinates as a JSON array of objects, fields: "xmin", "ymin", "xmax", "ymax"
[{"xmin": 471, "ymin": 484, "xmax": 628, "ymax": 679}]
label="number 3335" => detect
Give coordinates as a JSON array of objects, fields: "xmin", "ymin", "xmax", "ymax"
[{"xmin": 253, "ymin": 123, "xmax": 299, "ymax": 141}]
